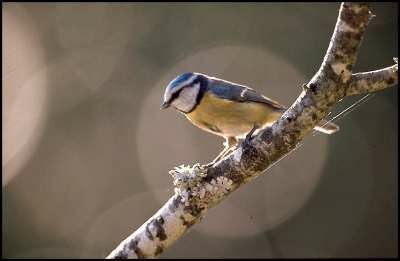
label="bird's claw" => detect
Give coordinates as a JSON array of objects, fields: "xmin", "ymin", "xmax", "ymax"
[
  {"xmin": 243, "ymin": 124, "xmax": 258, "ymax": 146},
  {"xmin": 202, "ymin": 162, "xmax": 214, "ymax": 168}
]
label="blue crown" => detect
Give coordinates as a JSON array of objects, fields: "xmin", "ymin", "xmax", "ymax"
[{"xmin": 168, "ymin": 72, "xmax": 195, "ymax": 91}]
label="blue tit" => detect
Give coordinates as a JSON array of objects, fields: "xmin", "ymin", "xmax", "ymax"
[{"xmin": 161, "ymin": 72, "xmax": 339, "ymax": 164}]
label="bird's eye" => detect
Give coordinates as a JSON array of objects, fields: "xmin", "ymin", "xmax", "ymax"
[{"xmin": 170, "ymin": 87, "xmax": 185, "ymax": 102}]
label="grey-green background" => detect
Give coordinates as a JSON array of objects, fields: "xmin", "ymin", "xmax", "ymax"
[{"xmin": 2, "ymin": 2, "xmax": 398, "ymax": 258}]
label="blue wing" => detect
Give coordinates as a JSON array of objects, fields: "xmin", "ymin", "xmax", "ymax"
[{"xmin": 208, "ymin": 78, "xmax": 286, "ymax": 110}]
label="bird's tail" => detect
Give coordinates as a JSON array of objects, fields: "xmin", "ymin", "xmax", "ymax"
[{"xmin": 313, "ymin": 119, "xmax": 340, "ymax": 135}]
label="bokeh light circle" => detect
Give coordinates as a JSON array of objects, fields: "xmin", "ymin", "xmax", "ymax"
[
  {"xmin": 2, "ymin": 5, "xmax": 48, "ymax": 186},
  {"xmin": 136, "ymin": 45, "xmax": 329, "ymax": 238}
]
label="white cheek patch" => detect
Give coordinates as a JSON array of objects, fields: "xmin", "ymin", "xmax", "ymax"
[{"xmin": 172, "ymin": 83, "xmax": 200, "ymax": 112}]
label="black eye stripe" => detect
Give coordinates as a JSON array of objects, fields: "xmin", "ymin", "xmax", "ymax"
[{"xmin": 169, "ymin": 87, "xmax": 185, "ymax": 103}]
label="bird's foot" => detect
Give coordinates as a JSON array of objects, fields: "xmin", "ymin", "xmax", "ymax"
[
  {"xmin": 202, "ymin": 162, "xmax": 215, "ymax": 168},
  {"xmin": 243, "ymin": 124, "xmax": 259, "ymax": 146}
]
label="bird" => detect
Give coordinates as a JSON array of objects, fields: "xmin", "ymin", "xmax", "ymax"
[{"xmin": 161, "ymin": 72, "xmax": 339, "ymax": 165}]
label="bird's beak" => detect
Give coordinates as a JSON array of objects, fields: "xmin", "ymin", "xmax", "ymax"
[{"xmin": 160, "ymin": 101, "xmax": 170, "ymax": 110}]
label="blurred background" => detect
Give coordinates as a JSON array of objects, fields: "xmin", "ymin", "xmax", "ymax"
[{"xmin": 2, "ymin": 2, "xmax": 398, "ymax": 258}]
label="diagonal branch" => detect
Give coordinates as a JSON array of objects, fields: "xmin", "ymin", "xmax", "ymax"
[{"xmin": 106, "ymin": 3, "xmax": 397, "ymax": 259}]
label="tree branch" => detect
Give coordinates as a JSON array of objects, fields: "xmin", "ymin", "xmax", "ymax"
[
  {"xmin": 347, "ymin": 62, "xmax": 398, "ymax": 96},
  {"xmin": 106, "ymin": 3, "xmax": 397, "ymax": 259}
]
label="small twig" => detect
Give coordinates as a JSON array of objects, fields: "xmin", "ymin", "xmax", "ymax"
[{"xmin": 347, "ymin": 62, "xmax": 398, "ymax": 96}]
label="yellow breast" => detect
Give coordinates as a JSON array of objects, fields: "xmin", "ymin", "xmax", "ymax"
[{"xmin": 186, "ymin": 92, "xmax": 282, "ymax": 138}]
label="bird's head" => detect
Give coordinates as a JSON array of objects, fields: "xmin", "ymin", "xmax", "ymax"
[{"xmin": 161, "ymin": 72, "xmax": 208, "ymax": 113}]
